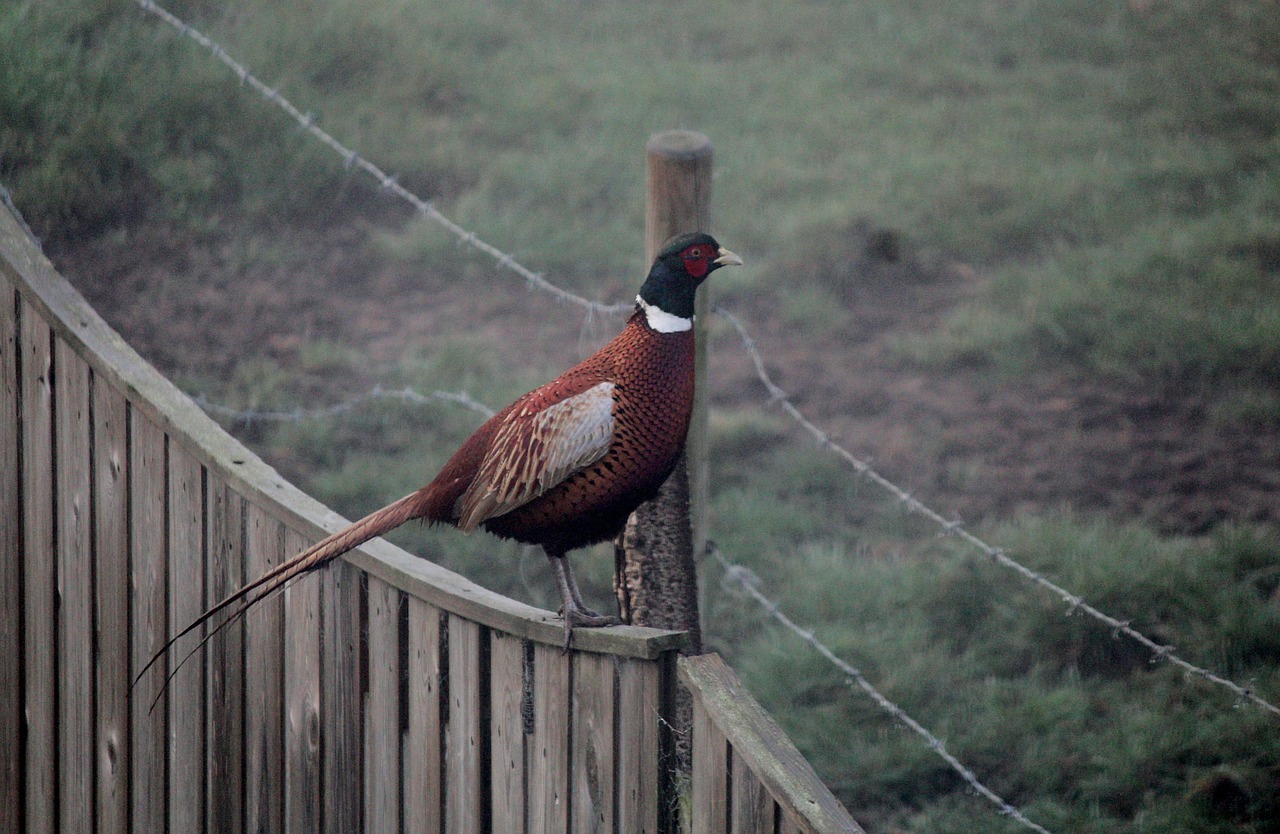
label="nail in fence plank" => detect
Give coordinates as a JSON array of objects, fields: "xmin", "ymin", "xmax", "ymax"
[
  {"xmin": 730, "ymin": 750, "xmax": 774, "ymax": 834},
  {"xmin": 0, "ymin": 282, "xmax": 21, "ymax": 834},
  {"xmin": 446, "ymin": 616, "xmax": 487, "ymax": 834},
  {"xmin": 530, "ymin": 642, "xmax": 570, "ymax": 834},
  {"xmin": 55, "ymin": 341, "xmax": 92, "ymax": 832},
  {"xmin": 490, "ymin": 631, "xmax": 527, "ymax": 834},
  {"xmin": 323, "ymin": 557, "xmax": 363, "ymax": 832},
  {"xmin": 169, "ymin": 445, "xmax": 206, "ymax": 832},
  {"xmin": 616, "ymin": 658, "xmax": 661, "ymax": 834},
  {"xmin": 130, "ymin": 414, "xmax": 168, "ymax": 834},
  {"xmin": 405, "ymin": 597, "xmax": 444, "ymax": 834},
  {"xmin": 691, "ymin": 696, "xmax": 729, "ymax": 834},
  {"xmin": 573, "ymin": 652, "xmax": 616, "ymax": 834},
  {"xmin": 284, "ymin": 528, "xmax": 322, "ymax": 834},
  {"xmin": 206, "ymin": 476, "xmax": 245, "ymax": 834},
  {"xmin": 20, "ymin": 303, "xmax": 55, "ymax": 834},
  {"xmin": 367, "ymin": 575, "xmax": 403, "ymax": 834},
  {"xmin": 93, "ymin": 378, "xmax": 129, "ymax": 833},
  {"xmin": 245, "ymin": 506, "xmax": 285, "ymax": 834}
]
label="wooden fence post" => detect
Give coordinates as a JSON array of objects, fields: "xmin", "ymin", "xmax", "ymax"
[{"xmin": 615, "ymin": 129, "xmax": 714, "ymax": 651}]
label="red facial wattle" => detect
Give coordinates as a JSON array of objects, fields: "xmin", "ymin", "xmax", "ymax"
[{"xmin": 681, "ymin": 246, "xmax": 711, "ymax": 279}]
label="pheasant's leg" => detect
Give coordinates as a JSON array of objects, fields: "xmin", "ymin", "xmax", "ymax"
[{"xmin": 548, "ymin": 552, "xmax": 621, "ymax": 650}]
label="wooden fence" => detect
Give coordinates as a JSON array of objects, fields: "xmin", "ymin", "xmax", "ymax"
[{"xmin": 0, "ymin": 200, "xmax": 861, "ymax": 833}]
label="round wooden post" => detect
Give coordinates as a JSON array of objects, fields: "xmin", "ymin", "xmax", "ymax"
[{"xmin": 615, "ymin": 130, "xmax": 713, "ymax": 653}]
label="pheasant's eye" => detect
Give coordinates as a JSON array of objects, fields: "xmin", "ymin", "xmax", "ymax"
[{"xmin": 686, "ymin": 247, "xmax": 702, "ymax": 258}]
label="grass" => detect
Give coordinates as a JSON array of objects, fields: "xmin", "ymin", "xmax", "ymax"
[{"xmin": 5, "ymin": 0, "xmax": 1280, "ymax": 830}]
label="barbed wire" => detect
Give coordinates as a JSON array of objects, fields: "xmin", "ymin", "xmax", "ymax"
[
  {"xmin": 708, "ymin": 544, "xmax": 1053, "ymax": 834},
  {"xmin": 712, "ymin": 304, "xmax": 1280, "ymax": 719},
  {"xmin": 192, "ymin": 384, "xmax": 495, "ymax": 425},
  {"xmin": 134, "ymin": 0, "xmax": 631, "ymax": 319}
]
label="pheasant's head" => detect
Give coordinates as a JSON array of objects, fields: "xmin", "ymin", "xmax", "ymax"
[{"xmin": 637, "ymin": 232, "xmax": 742, "ymax": 330}]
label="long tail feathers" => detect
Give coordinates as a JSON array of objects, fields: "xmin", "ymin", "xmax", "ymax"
[{"xmin": 132, "ymin": 487, "xmax": 430, "ymax": 706}]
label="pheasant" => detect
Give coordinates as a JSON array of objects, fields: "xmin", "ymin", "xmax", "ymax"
[{"xmin": 146, "ymin": 231, "xmax": 740, "ymax": 677}]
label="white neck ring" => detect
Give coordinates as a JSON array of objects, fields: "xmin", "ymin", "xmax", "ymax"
[{"xmin": 637, "ymin": 295, "xmax": 693, "ymax": 333}]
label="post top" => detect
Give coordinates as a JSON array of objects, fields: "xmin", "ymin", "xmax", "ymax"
[{"xmin": 647, "ymin": 130, "xmax": 713, "ymax": 160}]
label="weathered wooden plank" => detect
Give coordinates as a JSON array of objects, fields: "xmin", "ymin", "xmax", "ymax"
[
  {"xmin": 778, "ymin": 812, "xmax": 801, "ymax": 834},
  {"xmin": 366, "ymin": 575, "xmax": 402, "ymax": 834},
  {"xmin": 730, "ymin": 750, "xmax": 774, "ymax": 834},
  {"xmin": 169, "ymin": 446, "xmax": 206, "ymax": 831},
  {"xmin": 206, "ymin": 476, "xmax": 245, "ymax": 834},
  {"xmin": 0, "ymin": 281, "xmax": 21, "ymax": 834},
  {"xmin": 93, "ymin": 382, "xmax": 130, "ymax": 834},
  {"xmin": 322, "ymin": 557, "xmax": 363, "ymax": 833},
  {"xmin": 573, "ymin": 652, "xmax": 616, "ymax": 834},
  {"xmin": 55, "ymin": 341, "xmax": 93, "ymax": 832},
  {"xmin": 244, "ymin": 506, "xmax": 285, "ymax": 834},
  {"xmin": 446, "ymin": 616, "xmax": 486, "ymax": 834},
  {"xmin": 680, "ymin": 655, "xmax": 863, "ymax": 834},
  {"xmin": 405, "ymin": 597, "xmax": 443, "ymax": 834},
  {"xmin": 490, "ymin": 631, "xmax": 526, "ymax": 834},
  {"xmin": 530, "ymin": 642, "xmax": 570, "ymax": 834},
  {"xmin": 20, "ymin": 303, "xmax": 56, "ymax": 834},
  {"xmin": 284, "ymin": 527, "xmax": 323, "ymax": 834},
  {"xmin": 691, "ymin": 696, "xmax": 729, "ymax": 834},
  {"xmin": 130, "ymin": 415, "xmax": 168, "ymax": 834},
  {"xmin": 616, "ymin": 658, "xmax": 662, "ymax": 834}
]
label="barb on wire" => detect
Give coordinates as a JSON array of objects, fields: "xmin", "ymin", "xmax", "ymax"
[
  {"xmin": 709, "ymin": 544, "xmax": 1054, "ymax": 834},
  {"xmin": 711, "ymin": 303, "xmax": 1280, "ymax": 719},
  {"xmin": 193, "ymin": 384, "xmax": 495, "ymax": 425},
  {"xmin": 134, "ymin": 0, "xmax": 631, "ymax": 318}
]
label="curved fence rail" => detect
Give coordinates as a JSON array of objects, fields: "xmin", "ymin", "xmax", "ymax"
[{"xmin": 0, "ymin": 200, "xmax": 858, "ymax": 833}]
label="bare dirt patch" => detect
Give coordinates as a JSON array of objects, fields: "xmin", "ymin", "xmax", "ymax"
[{"xmin": 53, "ymin": 213, "xmax": 1280, "ymax": 535}]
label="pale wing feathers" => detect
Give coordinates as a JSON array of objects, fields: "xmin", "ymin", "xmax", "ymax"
[{"xmin": 456, "ymin": 382, "xmax": 615, "ymax": 530}]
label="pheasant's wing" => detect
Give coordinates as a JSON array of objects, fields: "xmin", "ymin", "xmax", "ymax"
[{"xmin": 455, "ymin": 380, "xmax": 616, "ymax": 530}]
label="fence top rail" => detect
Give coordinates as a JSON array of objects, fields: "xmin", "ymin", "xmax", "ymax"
[
  {"xmin": 0, "ymin": 201, "xmax": 684, "ymax": 659},
  {"xmin": 679, "ymin": 652, "xmax": 864, "ymax": 834}
]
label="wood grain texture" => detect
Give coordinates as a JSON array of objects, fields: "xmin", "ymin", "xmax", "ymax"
[
  {"xmin": 691, "ymin": 695, "xmax": 729, "ymax": 834},
  {"xmin": 130, "ymin": 415, "xmax": 168, "ymax": 834},
  {"xmin": 490, "ymin": 631, "xmax": 527, "ymax": 834},
  {"xmin": 55, "ymin": 340, "xmax": 93, "ymax": 833},
  {"xmin": 446, "ymin": 616, "xmax": 487, "ymax": 834},
  {"xmin": 322, "ymin": 557, "xmax": 363, "ymax": 833},
  {"xmin": 0, "ymin": 281, "xmax": 21, "ymax": 834},
  {"xmin": 93, "ymin": 381, "xmax": 129, "ymax": 834},
  {"xmin": 730, "ymin": 750, "xmax": 774, "ymax": 834},
  {"xmin": 206, "ymin": 476, "xmax": 245, "ymax": 834},
  {"xmin": 405, "ymin": 597, "xmax": 444, "ymax": 834},
  {"xmin": 245, "ymin": 506, "xmax": 284, "ymax": 834},
  {"xmin": 366, "ymin": 575, "xmax": 402, "ymax": 834},
  {"xmin": 284, "ymin": 528, "xmax": 322, "ymax": 834},
  {"xmin": 530, "ymin": 642, "xmax": 570, "ymax": 834},
  {"xmin": 572, "ymin": 652, "xmax": 616, "ymax": 834},
  {"xmin": 680, "ymin": 655, "xmax": 863, "ymax": 834},
  {"xmin": 20, "ymin": 303, "xmax": 55, "ymax": 834},
  {"xmin": 169, "ymin": 445, "xmax": 206, "ymax": 832},
  {"xmin": 616, "ymin": 658, "xmax": 661, "ymax": 834}
]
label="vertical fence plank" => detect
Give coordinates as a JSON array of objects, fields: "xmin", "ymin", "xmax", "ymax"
[
  {"xmin": 616, "ymin": 659, "xmax": 661, "ymax": 834},
  {"xmin": 366, "ymin": 575, "xmax": 402, "ymax": 834},
  {"xmin": 530, "ymin": 642, "xmax": 570, "ymax": 834},
  {"xmin": 284, "ymin": 528, "xmax": 323, "ymax": 834},
  {"xmin": 55, "ymin": 341, "xmax": 92, "ymax": 832},
  {"xmin": 691, "ymin": 701, "xmax": 729, "ymax": 834},
  {"xmin": 130, "ymin": 415, "xmax": 168, "ymax": 834},
  {"xmin": 206, "ymin": 476, "xmax": 245, "ymax": 834},
  {"xmin": 20, "ymin": 304, "xmax": 55, "ymax": 834},
  {"xmin": 323, "ymin": 557, "xmax": 363, "ymax": 833},
  {"xmin": 94, "ymin": 383, "xmax": 129, "ymax": 834},
  {"xmin": 244, "ymin": 506, "xmax": 284, "ymax": 834},
  {"xmin": 0, "ymin": 283, "xmax": 21, "ymax": 834},
  {"xmin": 446, "ymin": 616, "xmax": 487, "ymax": 834},
  {"xmin": 169, "ymin": 447, "xmax": 206, "ymax": 832},
  {"xmin": 490, "ymin": 631, "xmax": 526, "ymax": 834},
  {"xmin": 405, "ymin": 597, "xmax": 443, "ymax": 834},
  {"xmin": 573, "ymin": 652, "xmax": 615, "ymax": 834},
  {"xmin": 729, "ymin": 750, "xmax": 773, "ymax": 834}
]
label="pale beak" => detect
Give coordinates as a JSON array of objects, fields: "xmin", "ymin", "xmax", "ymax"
[{"xmin": 714, "ymin": 247, "xmax": 744, "ymax": 268}]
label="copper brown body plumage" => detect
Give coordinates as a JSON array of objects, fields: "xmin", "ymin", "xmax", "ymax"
[{"xmin": 139, "ymin": 233, "xmax": 741, "ymax": 679}]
